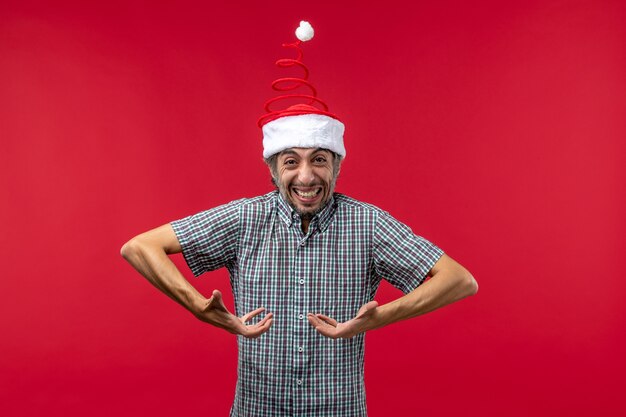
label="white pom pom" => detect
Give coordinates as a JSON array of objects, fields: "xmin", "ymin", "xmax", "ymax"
[{"xmin": 295, "ymin": 21, "xmax": 314, "ymax": 42}]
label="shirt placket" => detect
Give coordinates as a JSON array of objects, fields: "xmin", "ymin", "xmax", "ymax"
[{"xmin": 291, "ymin": 216, "xmax": 314, "ymax": 416}]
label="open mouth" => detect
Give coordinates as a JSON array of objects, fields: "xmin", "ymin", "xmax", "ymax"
[{"xmin": 293, "ymin": 187, "xmax": 322, "ymax": 200}]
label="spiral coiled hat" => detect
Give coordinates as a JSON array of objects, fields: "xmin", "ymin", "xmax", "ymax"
[{"xmin": 258, "ymin": 21, "xmax": 346, "ymax": 159}]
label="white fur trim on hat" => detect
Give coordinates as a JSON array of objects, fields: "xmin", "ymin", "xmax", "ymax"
[{"xmin": 262, "ymin": 114, "xmax": 346, "ymax": 159}]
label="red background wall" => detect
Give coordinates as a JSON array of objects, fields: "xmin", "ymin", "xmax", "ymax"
[{"xmin": 1, "ymin": 1, "xmax": 625, "ymax": 416}]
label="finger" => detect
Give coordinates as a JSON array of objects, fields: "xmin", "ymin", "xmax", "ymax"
[
  {"xmin": 307, "ymin": 314, "xmax": 339, "ymax": 337},
  {"xmin": 307, "ymin": 313, "xmax": 332, "ymax": 327},
  {"xmin": 306, "ymin": 313, "xmax": 337, "ymax": 327},
  {"xmin": 315, "ymin": 314, "xmax": 338, "ymax": 327},
  {"xmin": 253, "ymin": 312, "xmax": 273, "ymax": 327},
  {"xmin": 307, "ymin": 313, "xmax": 323, "ymax": 327},
  {"xmin": 244, "ymin": 316, "xmax": 274, "ymax": 339},
  {"xmin": 258, "ymin": 315, "xmax": 274, "ymax": 331},
  {"xmin": 308, "ymin": 318, "xmax": 339, "ymax": 339},
  {"xmin": 241, "ymin": 307, "xmax": 266, "ymax": 323}
]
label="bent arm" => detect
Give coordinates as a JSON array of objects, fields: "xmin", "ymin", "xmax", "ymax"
[
  {"xmin": 367, "ymin": 254, "xmax": 478, "ymax": 331},
  {"xmin": 120, "ymin": 224, "xmax": 206, "ymax": 314},
  {"xmin": 120, "ymin": 224, "xmax": 274, "ymax": 337},
  {"xmin": 308, "ymin": 254, "xmax": 477, "ymax": 338}
]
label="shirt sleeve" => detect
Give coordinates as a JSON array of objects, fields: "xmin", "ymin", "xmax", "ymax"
[
  {"xmin": 170, "ymin": 200, "xmax": 242, "ymax": 277},
  {"xmin": 372, "ymin": 212, "xmax": 444, "ymax": 294}
]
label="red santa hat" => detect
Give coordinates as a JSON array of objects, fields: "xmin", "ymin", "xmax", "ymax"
[{"xmin": 258, "ymin": 21, "xmax": 346, "ymax": 159}]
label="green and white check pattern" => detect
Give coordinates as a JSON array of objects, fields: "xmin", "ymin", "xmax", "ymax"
[{"xmin": 172, "ymin": 191, "xmax": 443, "ymax": 417}]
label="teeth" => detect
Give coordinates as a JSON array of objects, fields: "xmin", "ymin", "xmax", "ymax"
[{"xmin": 295, "ymin": 189, "xmax": 319, "ymax": 198}]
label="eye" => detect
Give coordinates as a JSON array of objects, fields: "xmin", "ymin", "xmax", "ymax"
[
  {"xmin": 283, "ymin": 158, "xmax": 297, "ymax": 166},
  {"xmin": 313, "ymin": 156, "xmax": 327, "ymax": 164}
]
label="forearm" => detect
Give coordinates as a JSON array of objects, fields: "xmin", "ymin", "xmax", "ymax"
[
  {"xmin": 368, "ymin": 259, "xmax": 478, "ymax": 331},
  {"xmin": 121, "ymin": 237, "xmax": 205, "ymax": 315}
]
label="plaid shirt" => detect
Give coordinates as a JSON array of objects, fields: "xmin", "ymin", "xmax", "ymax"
[{"xmin": 171, "ymin": 191, "xmax": 443, "ymax": 417}]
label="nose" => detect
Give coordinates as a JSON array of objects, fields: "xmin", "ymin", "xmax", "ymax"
[{"xmin": 297, "ymin": 161, "xmax": 315, "ymax": 184}]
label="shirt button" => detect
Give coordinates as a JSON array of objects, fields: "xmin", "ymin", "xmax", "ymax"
[
  {"xmin": 297, "ymin": 379, "xmax": 303, "ymax": 385},
  {"xmin": 298, "ymin": 346, "xmax": 304, "ymax": 353},
  {"xmin": 298, "ymin": 314, "xmax": 304, "ymax": 320},
  {"xmin": 299, "ymin": 279, "xmax": 305, "ymax": 285},
  {"xmin": 300, "ymin": 240, "xmax": 306, "ymax": 246}
]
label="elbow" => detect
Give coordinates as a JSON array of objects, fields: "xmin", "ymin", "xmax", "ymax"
[
  {"xmin": 120, "ymin": 237, "xmax": 141, "ymax": 261},
  {"xmin": 463, "ymin": 270, "xmax": 478, "ymax": 296}
]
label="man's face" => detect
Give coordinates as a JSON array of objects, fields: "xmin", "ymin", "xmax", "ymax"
[{"xmin": 273, "ymin": 148, "xmax": 338, "ymax": 219}]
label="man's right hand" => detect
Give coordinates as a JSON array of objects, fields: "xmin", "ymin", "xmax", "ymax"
[{"xmin": 195, "ymin": 289, "xmax": 274, "ymax": 338}]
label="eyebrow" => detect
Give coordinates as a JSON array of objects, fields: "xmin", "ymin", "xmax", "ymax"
[{"xmin": 280, "ymin": 148, "xmax": 328, "ymax": 157}]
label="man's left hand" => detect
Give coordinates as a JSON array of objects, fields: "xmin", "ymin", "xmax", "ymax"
[{"xmin": 307, "ymin": 301, "xmax": 379, "ymax": 339}]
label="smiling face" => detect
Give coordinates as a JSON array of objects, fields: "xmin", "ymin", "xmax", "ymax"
[{"xmin": 270, "ymin": 147, "xmax": 340, "ymax": 221}]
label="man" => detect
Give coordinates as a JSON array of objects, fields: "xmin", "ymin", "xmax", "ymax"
[{"xmin": 121, "ymin": 21, "xmax": 477, "ymax": 417}]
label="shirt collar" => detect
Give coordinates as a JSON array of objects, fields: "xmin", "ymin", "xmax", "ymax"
[{"xmin": 275, "ymin": 191, "xmax": 337, "ymax": 232}]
